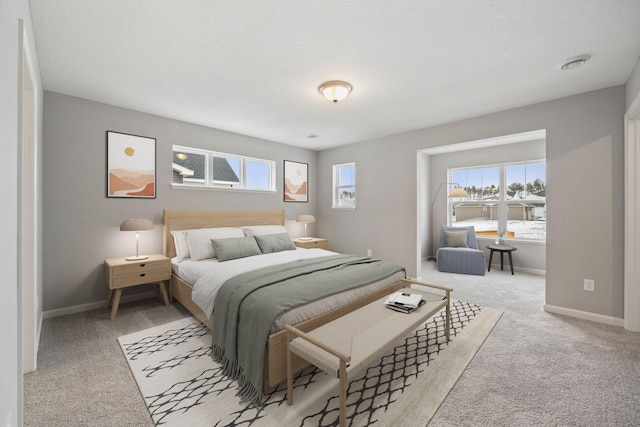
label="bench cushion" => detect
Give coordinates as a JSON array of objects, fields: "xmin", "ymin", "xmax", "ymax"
[{"xmin": 289, "ymin": 288, "xmax": 447, "ymax": 378}]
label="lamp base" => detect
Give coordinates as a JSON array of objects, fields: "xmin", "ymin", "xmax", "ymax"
[
  {"xmin": 125, "ymin": 255, "xmax": 149, "ymax": 261},
  {"xmin": 298, "ymin": 237, "xmax": 313, "ymax": 241}
]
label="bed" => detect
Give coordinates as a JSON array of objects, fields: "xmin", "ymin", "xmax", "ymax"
[{"xmin": 162, "ymin": 209, "xmax": 408, "ymax": 396}]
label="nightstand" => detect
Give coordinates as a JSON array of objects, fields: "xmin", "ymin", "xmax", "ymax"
[
  {"xmin": 293, "ymin": 237, "xmax": 329, "ymax": 250},
  {"xmin": 104, "ymin": 253, "xmax": 171, "ymax": 320}
]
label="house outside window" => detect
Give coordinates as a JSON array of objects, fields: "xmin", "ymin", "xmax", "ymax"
[
  {"xmin": 172, "ymin": 145, "xmax": 275, "ymax": 192},
  {"xmin": 449, "ymin": 161, "xmax": 546, "ymax": 241},
  {"xmin": 333, "ymin": 162, "xmax": 356, "ymax": 209}
]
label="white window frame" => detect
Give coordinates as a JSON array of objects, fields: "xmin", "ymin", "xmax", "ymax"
[
  {"xmin": 172, "ymin": 146, "xmax": 208, "ymax": 186},
  {"xmin": 333, "ymin": 162, "xmax": 356, "ymax": 209},
  {"xmin": 172, "ymin": 145, "xmax": 276, "ymax": 192},
  {"xmin": 244, "ymin": 158, "xmax": 274, "ymax": 191},
  {"xmin": 448, "ymin": 160, "xmax": 546, "ymax": 241}
]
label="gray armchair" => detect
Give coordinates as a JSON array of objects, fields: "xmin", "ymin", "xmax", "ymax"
[{"xmin": 436, "ymin": 225, "xmax": 486, "ymax": 275}]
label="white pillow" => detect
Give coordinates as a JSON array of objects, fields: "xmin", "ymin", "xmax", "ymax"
[
  {"xmin": 170, "ymin": 230, "xmax": 191, "ymax": 261},
  {"xmin": 186, "ymin": 227, "xmax": 245, "ymax": 261},
  {"xmin": 242, "ymin": 225, "xmax": 290, "ymax": 237}
]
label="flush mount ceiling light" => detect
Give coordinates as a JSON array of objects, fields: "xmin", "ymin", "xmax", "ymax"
[
  {"xmin": 560, "ymin": 55, "xmax": 591, "ymax": 70},
  {"xmin": 318, "ymin": 80, "xmax": 352, "ymax": 103}
]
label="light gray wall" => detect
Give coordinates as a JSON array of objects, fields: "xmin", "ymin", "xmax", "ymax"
[
  {"xmin": 426, "ymin": 140, "xmax": 546, "ymax": 271},
  {"xmin": 43, "ymin": 92, "xmax": 318, "ymax": 312},
  {"xmin": 318, "ymin": 85, "xmax": 625, "ymax": 319},
  {"xmin": 42, "ymin": 84, "xmax": 631, "ymax": 317},
  {"xmin": 2, "ymin": 0, "xmax": 44, "ymax": 424}
]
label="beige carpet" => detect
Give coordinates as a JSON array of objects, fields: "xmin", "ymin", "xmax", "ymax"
[
  {"xmin": 119, "ymin": 301, "xmax": 502, "ymax": 426},
  {"xmin": 25, "ymin": 267, "xmax": 640, "ymax": 426}
]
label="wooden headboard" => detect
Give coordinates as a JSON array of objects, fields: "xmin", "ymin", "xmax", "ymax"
[{"xmin": 162, "ymin": 209, "xmax": 285, "ymax": 258}]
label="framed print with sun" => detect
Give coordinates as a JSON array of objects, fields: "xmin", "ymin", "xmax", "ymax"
[
  {"xmin": 284, "ymin": 160, "xmax": 308, "ymax": 202},
  {"xmin": 106, "ymin": 131, "xmax": 156, "ymax": 198}
]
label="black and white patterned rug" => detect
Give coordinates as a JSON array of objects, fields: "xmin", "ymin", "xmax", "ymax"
[{"xmin": 119, "ymin": 300, "xmax": 501, "ymax": 426}]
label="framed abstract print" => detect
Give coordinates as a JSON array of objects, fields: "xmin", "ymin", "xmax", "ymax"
[
  {"xmin": 284, "ymin": 160, "xmax": 308, "ymax": 202},
  {"xmin": 106, "ymin": 131, "xmax": 156, "ymax": 198}
]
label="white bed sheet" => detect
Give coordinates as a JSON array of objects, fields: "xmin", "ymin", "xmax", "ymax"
[
  {"xmin": 172, "ymin": 248, "xmax": 339, "ymax": 318},
  {"xmin": 171, "ymin": 257, "xmax": 220, "ymax": 286}
]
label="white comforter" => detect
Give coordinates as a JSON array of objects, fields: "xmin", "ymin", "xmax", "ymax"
[{"xmin": 173, "ymin": 248, "xmax": 338, "ymax": 319}]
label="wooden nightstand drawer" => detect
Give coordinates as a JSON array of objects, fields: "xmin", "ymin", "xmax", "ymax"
[
  {"xmin": 111, "ymin": 269, "xmax": 171, "ymax": 288},
  {"xmin": 293, "ymin": 238, "xmax": 328, "ymax": 250},
  {"xmin": 110, "ymin": 258, "xmax": 170, "ymax": 276}
]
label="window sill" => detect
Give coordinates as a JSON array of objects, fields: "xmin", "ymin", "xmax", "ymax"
[
  {"xmin": 171, "ymin": 183, "xmax": 276, "ymax": 194},
  {"xmin": 476, "ymin": 236, "xmax": 546, "ymax": 245}
]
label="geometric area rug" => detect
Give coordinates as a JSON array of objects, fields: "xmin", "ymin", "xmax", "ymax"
[{"xmin": 118, "ymin": 301, "xmax": 502, "ymax": 427}]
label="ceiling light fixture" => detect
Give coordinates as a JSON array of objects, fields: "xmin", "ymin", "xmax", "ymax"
[
  {"xmin": 560, "ymin": 55, "xmax": 591, "ymax": 70},
  {"xmin": 318, "ymin": 80, "xmax": 352, "ymax": 103}
]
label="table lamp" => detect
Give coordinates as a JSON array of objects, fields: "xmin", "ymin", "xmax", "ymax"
[
  {"xmin": 120, "ymin": 218, "xmax": 154, "ymax": 261},
  {"xmin": 296, "ymin": 214, "xmax": 315, "ymax": 241}
]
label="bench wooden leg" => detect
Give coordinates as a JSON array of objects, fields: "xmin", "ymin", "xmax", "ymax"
[
  {"xmin": 339, "ymin": 361, "xmax": 347, "ymax": 427},
  {"xmin": 445, "ymin": 300, "xmax": 451, "ymax": 341},
  {"xmin": 287, "ymin": 334, "xmax": 294, "ymax": 406}
]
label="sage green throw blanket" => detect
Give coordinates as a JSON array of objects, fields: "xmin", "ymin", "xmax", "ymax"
[{"xmin": 211, "ymin": 255, "xmax": 405, "ymax": 405}]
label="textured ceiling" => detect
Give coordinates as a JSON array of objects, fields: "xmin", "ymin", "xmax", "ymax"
[{"xmin": 30, "ymin": 0, "xmax": 640, "ymax": 150}]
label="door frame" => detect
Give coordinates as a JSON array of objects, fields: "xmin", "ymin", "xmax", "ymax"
[
  {"xmin": 19, "ymin": 19, "xmax": 42, "ymax": 374},
  {"xmin": 625, "ymin": 93, "xmax": 640, "ymax": 332}
]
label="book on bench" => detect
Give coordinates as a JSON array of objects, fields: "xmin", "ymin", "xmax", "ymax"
[{"xmin": 384, "ymin": 292, "xmax": 426, "ymax": 314}]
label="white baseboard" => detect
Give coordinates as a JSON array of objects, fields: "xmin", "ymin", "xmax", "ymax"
[
  {"xmin": 36, "ymin": 310, "xmax": 43, "ymax": 366},
  {"xmin": 544, "ymin": 304, "xmax": 625, "ymax": 327},
  {"xmin": 511, "ymin": 266, "xmax": 545, "ymax": 276},
  {"xmin": 43, "ymin": 291, "xmax": 156, "ymax": 319},
  {"xmin": 423, "ymin": 257, "xmax": 545, "ymax": 276}
]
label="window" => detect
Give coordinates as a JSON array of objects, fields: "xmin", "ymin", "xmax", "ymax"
[
  {"xmin": 449, "ymin": 161, "xmax": 546, "ymax": 240},
  {"xmin": 333, "ymin": 162, "xmax": 356, "ymax": 209},
  {"xmin": 172, "ymin": 145, "xmax": 275, "ymax": 192}
]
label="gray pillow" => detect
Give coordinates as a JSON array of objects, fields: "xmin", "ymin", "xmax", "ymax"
[
  {"xmin": 210, "ymin": 236, "xmax": 261, "ymax": 262},
  {"xmin": 254, "ymin": 233, "xmax": 297, "ymax": 254},
  {"xmin": 444, "ymin": 230, "xmax": 468, "ymax": 248}
]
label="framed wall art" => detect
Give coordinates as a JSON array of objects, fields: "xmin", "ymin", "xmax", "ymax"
[
  {"xmin": 106, "ymin": 131, "xmax": 156, "ymax": 198},
  {"xmin": 284, "ymin": 160, "xmax": 308, "ymax": 202}
]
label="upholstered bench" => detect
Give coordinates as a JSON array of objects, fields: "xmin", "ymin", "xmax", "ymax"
[{"xmin": 285, "ymin": 278, "xmax": 452, "ymax": 427}]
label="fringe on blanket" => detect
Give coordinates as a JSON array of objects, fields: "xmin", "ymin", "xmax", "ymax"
[{"xmin": 212, "ymin": 343, "xmax": 265, "ymax": 407}]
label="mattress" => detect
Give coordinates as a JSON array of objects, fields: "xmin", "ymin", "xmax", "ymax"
[{"xmin": 171, "ymin": 247, "xmax": 405, "ymax": 332}]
